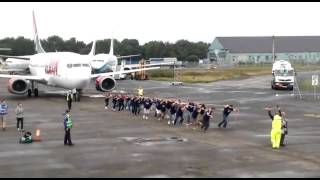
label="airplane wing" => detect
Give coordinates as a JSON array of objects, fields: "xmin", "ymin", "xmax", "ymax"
[
  {"xmin": 117, "ymin": 54, "xmax": 141, "ymax": 59},
  {"xmin": 91, "ymin": 66, "xmax": 160, "ymax": 78},
  {"xmin": 124, "ymin": 62, "xmax": 174, "ymax": 69},
  {"xmin": 0, "ymin": 74, "xmax": 45, "ymax": 81},
  {"xmin": 0, "ymin": 55, "xmax": 31, "ymax": 60}
]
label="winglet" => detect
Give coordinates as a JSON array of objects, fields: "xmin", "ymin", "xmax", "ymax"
[
  {"xmin": 32, "ymin": 11, "xmax": 45, "ymax": 54},
  {"xmin": 109, "ymin": 38, "xmax": 114, "ymax": 55},
  {"xmin": 89, "ymin": 40, "xmax": 96, "ymax": 56}
]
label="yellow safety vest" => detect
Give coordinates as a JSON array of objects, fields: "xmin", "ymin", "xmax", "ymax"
[
  {"xmin": 138, "ymin": 88, "xmax": 144, "ymax": 96},
  {"xmin": 272, "ymin": 115, "xmax": 282, "ymax": 130}
]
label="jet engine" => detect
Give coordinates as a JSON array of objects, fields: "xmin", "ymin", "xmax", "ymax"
[
  {"xmin": 95, "ymin": 76, "xmax": 116, "ymax": 92},
  {"xmin": 7, "ymin": 78, "xmax": 29, "ymax": 94}
]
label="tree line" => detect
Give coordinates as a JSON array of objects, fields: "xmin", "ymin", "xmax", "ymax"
[{"xmin": 0, "ymin": 36, "xmax": 210, "ymax": 62}]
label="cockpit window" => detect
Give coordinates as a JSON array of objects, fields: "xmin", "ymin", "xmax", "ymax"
[{"xmin": 67, "ymin": 64, "xmax": 72, "ymax": 68}]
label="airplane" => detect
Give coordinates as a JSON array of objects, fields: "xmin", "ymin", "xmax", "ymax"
[
  {"xmin": 0, "ymin": 39, "xmax": 96, "ymax": 75},
  {"xmin": 0, "ymin": 11, "xmax": 160, "ymax": 99},
  {"xmin": 90, "ymin": 39, "xmax": 173, "ymax": 77},
  {"xmin": 90, "ymin": 38, "xmax": 138, "ymax": 74}
]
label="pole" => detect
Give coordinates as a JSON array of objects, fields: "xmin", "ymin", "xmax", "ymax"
[
  {"xmin": 314, "ymin": 85, "xmax": 316, "ymax": 100},
  {"xmin": 294, "ymin": 75, "xmax": 302, "ymax": 99},
  {"xmin": 272, "ymin": 35, "xmax": 275, "ymax": 63}
]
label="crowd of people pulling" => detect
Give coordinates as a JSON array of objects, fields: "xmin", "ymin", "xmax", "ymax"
[
  {"xmin": 0, "ymin": 86, "xmax": 288, "ymax": 149},
  {"xmin": 103, "ymin": 92, "xmax": 237, "ymax": 133}
]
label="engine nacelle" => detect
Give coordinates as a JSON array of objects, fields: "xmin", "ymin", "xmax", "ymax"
[
  {"xmin": 7, "ymin": 78, "xmax": 29, "ymax": 95},
  {"xmin": 95, "ymin": 76, "xmax": 116, "ymax": 92}
]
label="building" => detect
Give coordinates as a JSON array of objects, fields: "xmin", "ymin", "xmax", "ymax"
[{"xmin": 208, "ymin": 36, "xmax": 320, "ymax": 66}]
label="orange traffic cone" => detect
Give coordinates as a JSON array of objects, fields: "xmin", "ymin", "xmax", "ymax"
[{"xmin": 33, "ymin": 128, "xmax": 41, "ymax": 142}]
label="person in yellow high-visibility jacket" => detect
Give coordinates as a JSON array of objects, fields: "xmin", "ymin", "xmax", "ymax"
[
  {"xmin": 137, "ymin": 87, "xmax": 144, "ymax": 97},
  {"xmin": 270, "ymin": 114, "xmax": 282, "ymax": 149}
]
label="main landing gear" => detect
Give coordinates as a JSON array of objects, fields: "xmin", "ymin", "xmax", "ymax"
[{"xmin": 27, "ymin": 81, "xmax": 39, "ymax": 97}]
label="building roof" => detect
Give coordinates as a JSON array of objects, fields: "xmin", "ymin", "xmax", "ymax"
[{"xmin": 216, "ymin": 36, "xmax": 320, "ymax": 53}]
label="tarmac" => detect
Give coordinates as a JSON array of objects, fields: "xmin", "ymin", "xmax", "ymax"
[{"xmin": 0, "ymin": 71, "xmax": 320, "ymax": 177}]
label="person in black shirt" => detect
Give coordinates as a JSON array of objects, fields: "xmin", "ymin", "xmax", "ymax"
[
  {"xmin": 160, "ymin": 101, "xmax": 167, "ymax": 121},
  {"xmin": 186, "ymin": 103, "xmax": 194, "ymax": 125},
  {"xmin": 112, "ymin": 95, "xmax": 117, "ymax": 111},
  {"xmin": 190, "ymin": 105, "xmax": 200, "ymax": 130},
  {"xmin": 174, "ymin": 105, "xmax": 184, "ymax": 125},
  {"xmin": 143, "ymin": 98, "xmax": 152, "ymax": 120},
  {"xmin": 218, "ymin": 104, "xmax": 235, "ymax": 128},
  {"xmin": 169, "ymin": 103, "xmax": 177, "ymax": 125},
  {"xmin": 118, "ymin": 95, "xmax": 125, "ymax": 111},
  {"xmin": 201, "ymin": 107, "xmax": 215, "ymax": 132}
]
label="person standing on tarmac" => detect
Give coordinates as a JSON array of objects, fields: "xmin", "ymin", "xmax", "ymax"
[
  {"xmin": 66, "ymin": 91, "xmax": 73, "ymax": 111},
  {"xmin": 63, "ymin": 110, "xmax": 74, "ymax": 146},
  {"xmin": 104, "ymin": 93, "xmax": 110, "ymax": 110},
  {"xmin": 267, "ymin": 105, "xmax": 282, "ymax": 149},
  {"xmin": 268, "ymin": 105, "xmax": 287, "ymax": 147},
  {"xmin": 15, "ymin": 102, "xmax": 24, "ymax": 132},
  {"xmin": 0, "ymin": 99, "xmax": 9, "ymax": 131},
  {"xmin": 137, "ymin": 86, "xmax": 144, "ymax": 97}
]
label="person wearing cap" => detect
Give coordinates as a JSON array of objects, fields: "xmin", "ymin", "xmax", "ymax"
[{"xmin": 63, "ymin": 110, "xmax": 74, "ymax": 146}]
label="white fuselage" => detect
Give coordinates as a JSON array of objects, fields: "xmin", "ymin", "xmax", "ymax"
[
  {"xmin": 28, "ymin": 52, "xmax": 92, "ymax": 90},
  {"xmin": 90, "ymin": 53, "xmax": 117, "ymax": 73}
]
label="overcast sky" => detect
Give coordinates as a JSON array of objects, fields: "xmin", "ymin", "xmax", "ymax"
[{"xmin": 1, "ymin": 2, "xmax": 320, "ymax": 45}]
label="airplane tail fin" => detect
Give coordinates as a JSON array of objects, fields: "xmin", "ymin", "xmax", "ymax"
[
  {"xmin": 109, "ymin": 38, "xmax": 114, "ymax": 55},
  {"xmin": 32, "ymin": 11, "xmax": 45, "ymax": 54},
  {"xmin": 88, "ymin": 40, "xmax": 96, "ymax": 56}
]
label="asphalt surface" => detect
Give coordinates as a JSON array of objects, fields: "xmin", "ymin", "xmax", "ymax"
[{"xmin": 0, "ymin": 71, "xmax": 320, "ymax": 178}]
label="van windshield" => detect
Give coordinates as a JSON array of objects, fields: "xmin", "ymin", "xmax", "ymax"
[{"xmin": 274, "ymin": 69, "xmax": 294, "ymax": 76}]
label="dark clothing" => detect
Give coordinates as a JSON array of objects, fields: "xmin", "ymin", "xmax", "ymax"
[
  {"xmin": 174, "ymin": 107, "xmax": 184, "ymax": 125},
  {"xmin": 192, "ymin": 108, "xmax": 199, "ymax": 118},
  {"xmin": 223, "ymin": 106, "xmax": 233, "ymax": 116},
  {"xmin": 201, "ymin": 110, "xmax": 212, "ymax": 131},
  {"xmin": 144, "ymin": 101, "xmax": 152, "ymax": 109},
  {"xmin": 186, "ymin": 104, "xmax": 194, "ymax": 113},
  {"xmin": 280, "ymin": 134, "xmax": 286, "ymax": 146},
  {"xmin": 160, "ymin": 103, "xmax": 167, "ymax": 112},
  {"xmin": 105, "ymin": 97, "xmax": 109, "ymax": 107},
  {"xmin": 218, "ymin": 106, "xmax": 234, "ymax": 128},
  {"xmin": 118, "ymin": 97, "xmax": 124, "ymax": 111},
  {"xmin": 66, "ymin": 94, "xmax": 72, "ymax": 110},
  {"xmin": 17, "ymin": 117, "xmax": 23, "ymax": 130},
  {"xmin": 64, "ymin": 128, "xmax": 72, "ymax": 145},
  {"xmin": 281, "ymin": 119, "xmax": 288, "ymax": 146},
  {"xmin": 218, "ymin": 113, "xmax": 228, "ymax": 128},
  {"xmin": 112, "ymin": 97, "xmax": 117, "ymax": 110},
  {"xmin": 268, "ymin": 109, "xmax": 282, "ymax": 120}
]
